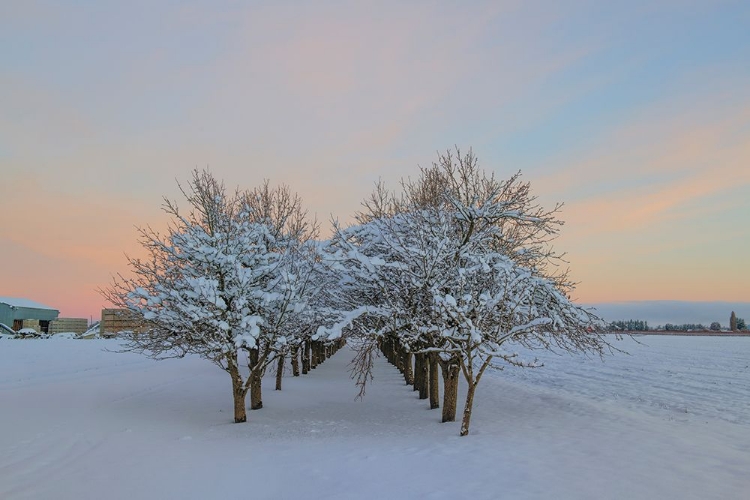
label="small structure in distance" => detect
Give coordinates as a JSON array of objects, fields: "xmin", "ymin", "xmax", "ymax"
[
  {"xmin": 49, "ymin": 317, "xmax": 89, "ymax": 334},
  {"xmin": 99, "ymin": 308, "xmax": 147, "ymax": 338},
  {"xmin": 0, "ymin": 297, "xmax": 89, "ymax": 335},
  {"xmin": 0, "ymin": 297, "xmax": 59, "ymax": 334}
]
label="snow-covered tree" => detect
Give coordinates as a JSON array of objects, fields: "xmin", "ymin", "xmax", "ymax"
[
  {"xmin": 238, "ymin": 181, "xmax": 320, "ymax": 402},
  {"xmin": 430, "ymin": 247, "xmax": 601, "ymax": 435},
  {"xmin": 730, "ymin": 311, "xmax": 737, "ymax": 331},
  {"xmin": 102, "ymin": 170, "xmax": 319, "ymax": 423},
  {"xmin": 320, "ymin": 148, "xmax": 606, "ymax": 435}
]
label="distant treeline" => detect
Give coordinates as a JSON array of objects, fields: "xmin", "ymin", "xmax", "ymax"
[
  {"xmin": 608, "ymin": 320, "xmax": 650, "ymax": 331},
  {"xmin": 609, "ymin": 313, "xmax": 747, "ymax": 332},
  {"xmin": 663, "ymin": 323, "xmax": 709, "ymax": 331},
  {"xmin": 609, "ymin": 320, "xmax": 727, "ymax": 332}
]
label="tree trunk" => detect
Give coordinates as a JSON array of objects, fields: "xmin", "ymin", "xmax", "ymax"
[
  {"xmin": 250, "ymin": 372, "xmax": 263, "ymax": 410},
  {"xmin": 460, "ymin": 382, "xmax": 477, "ymax": 436},
  {"xmin": 396, "ymin": 343, "xmax": 404, "ymax": 374},
  {"xmin": 311, "ymin": 341, "xmax": 318, "ymax": 369},
  {"xmin": 403, "ymin": 349, "xmax": 413, "ymax": 386},
  {"xmin": 275, "ymin": 353, "xmax": 284, "ymax": 391},
  {"xmin": 249, "ymin": 348, "xmax": 263, "ymax": 410},
  {"xmin": 417, "ymin": 353, "xmax": 428, "ymax": 399},
  {"xmin": 441, "ymin": 357, "xmax": 460, "ymax": 422},
  {"xmin": 228, "ymin": 361, "xmax": 247, "ymax": 423},
  {"xmin": 429, "ymin": 352, "xmax": 440, "ymax": 409},
  {"xmin": 302, "ymin": 340, "xmax": 310, "ymax": 374},
  {"xmin": 291, "ymin": 345, "xmax": 300, "ymax": 377},
  {"xmin": 413, "ymin": 353, "xmax": 423, "ymax": 393}
]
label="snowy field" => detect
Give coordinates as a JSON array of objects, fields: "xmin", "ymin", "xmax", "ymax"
[
  {"xmin": 499, "ymin": 335, "xmax": 750, "ymax": 425},
  {"xmin": 1, "ymin": 337, "xmax": 748, "ymax": 500}
]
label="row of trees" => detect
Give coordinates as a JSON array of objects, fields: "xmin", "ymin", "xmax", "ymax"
[
  {"xmin": 612, "ymin": 316, "xmax": 748, "ymax": 332},
  {"xmin": 662, "ymin": 319, "xmax": 747, "ymax": 332},
  {"xmin": 104, "ymin": 149, "xmax": 610, "ymax": 436},
  {"xmin": 663, "ymin": 323, "xmax": 709, "ymax": 332},
  {"xmin": 103, "ymin": 173, "xmax": 348, "ymax": 422},
  {"xmin": 609, "ymin": 320, "xmax": 650, "ymax": 331},
  {"xmin": 320, "ymin": 150, "xmax": 607, "ymax": 435}
]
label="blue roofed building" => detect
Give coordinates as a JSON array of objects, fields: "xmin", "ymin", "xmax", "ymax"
[{"xmin": 0, "ymin": 297, "xmax": 60, "ymax": 334}]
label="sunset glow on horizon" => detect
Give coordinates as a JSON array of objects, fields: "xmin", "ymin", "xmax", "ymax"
[{"xmin": 1, "ymin": 1, "xmax": 748, "ymax": 320}]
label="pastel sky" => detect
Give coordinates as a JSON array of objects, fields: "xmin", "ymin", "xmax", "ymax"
[{"xmin": 1, "ymin": 1, "xmax": 749, "ymax": 320}]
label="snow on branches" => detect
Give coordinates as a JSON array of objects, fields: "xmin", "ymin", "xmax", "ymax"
[
  {"xmin": 103, "ymin": 150, "xmax": 607, "ymax": 436},
  {"xmin": 321, "ymin": 148, "xmax": 606, "ymax": 435},
  {"xmin": 102, "ymin": 170, "xmax": 325, "ymax": 423}
]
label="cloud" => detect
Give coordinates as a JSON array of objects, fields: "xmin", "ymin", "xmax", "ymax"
[
  {"xmin": 534, "ymin": 71, "xmax": 750, "ymax": 234},
  {"xmin": 521, "ymin": 71, "xmax": 750, "ymax": 303},
  {"xmin": 2, "ymin": 0, "xmax": 748, "ymax": 314}
]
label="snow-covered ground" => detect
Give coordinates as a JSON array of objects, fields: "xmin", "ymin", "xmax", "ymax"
[
  {"xmin": 500, "ymin": 335, "xmax": 750, "ymax": 425},
  {"xmin": 1, "ymin": 336, "xmax": 748, "ymax": 499}
]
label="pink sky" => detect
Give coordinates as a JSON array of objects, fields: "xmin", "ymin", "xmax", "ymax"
[{"xmin": 1, "ymin": 1, "xmax": 748, "ymax": 320}]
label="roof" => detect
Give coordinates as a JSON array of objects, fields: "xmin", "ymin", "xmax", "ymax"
[{"xmin": 0, "ymin": 297, "xmax": 58, "ymax": 311}]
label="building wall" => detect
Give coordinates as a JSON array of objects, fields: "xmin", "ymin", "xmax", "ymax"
[
  {"xmin": 0, "ymin": 304, "xmax": 59, "ymax": 330},
  {"xmin": 49, "ymin": 318, "xmax": 89, "ymax": 334},
  {"xmin": 19, "ymin": 319, "xmax": 42, "ymax": 333},
  {"xmin": 100, "ymin": 308, "xmax": 147, "ymax": 336},
  {"xmin": 0, "ymin": 304, "xmax": 13, "ymax": 328}
]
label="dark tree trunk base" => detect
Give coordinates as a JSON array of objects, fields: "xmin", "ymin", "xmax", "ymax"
[
  {"xmin": 429, "ymin": 352, "xmax": 440, "ymax": 409},
  {"xmin": 275, "ymin": 354, "xmax": 284, "ymax": 391},
  {"xmin": 460, "ymin": 384, "xmax": 477, "ymax": 436},
  {"xmin": 441, "ymin": 358, "xmax": 460, "ymax": 422}
]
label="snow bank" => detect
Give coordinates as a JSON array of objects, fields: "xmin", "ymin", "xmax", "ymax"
[{"xmin": 0, "ymin": 337, "xmax": 748, "ymax": 499}]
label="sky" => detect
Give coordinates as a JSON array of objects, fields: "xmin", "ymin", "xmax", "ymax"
[{"xmin": 1, "ymin": 0, "xmax": 749, "ymax": 321}]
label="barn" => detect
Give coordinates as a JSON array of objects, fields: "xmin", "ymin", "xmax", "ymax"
[{"xmin": 0, "ymin": 297, "xmax": 60, "ymax": 334}]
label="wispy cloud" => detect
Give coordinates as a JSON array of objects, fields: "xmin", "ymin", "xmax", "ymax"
[{"xmin": 1, "ymin": 1, "xmax": 748, "ymax": 315}]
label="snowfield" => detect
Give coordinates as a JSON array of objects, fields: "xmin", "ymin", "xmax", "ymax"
[
  {"xmin": 498, "ymin": 335, "xmax": 750, "ymax": 426},
  {"xmin": 1, "ymin": 336, "xmax": 748, "ymax": 499}
]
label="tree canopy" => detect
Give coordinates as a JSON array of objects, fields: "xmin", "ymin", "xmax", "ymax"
[{"xmin": 103, "ymin": 150, "xmax": 610, "ymax": 435}]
